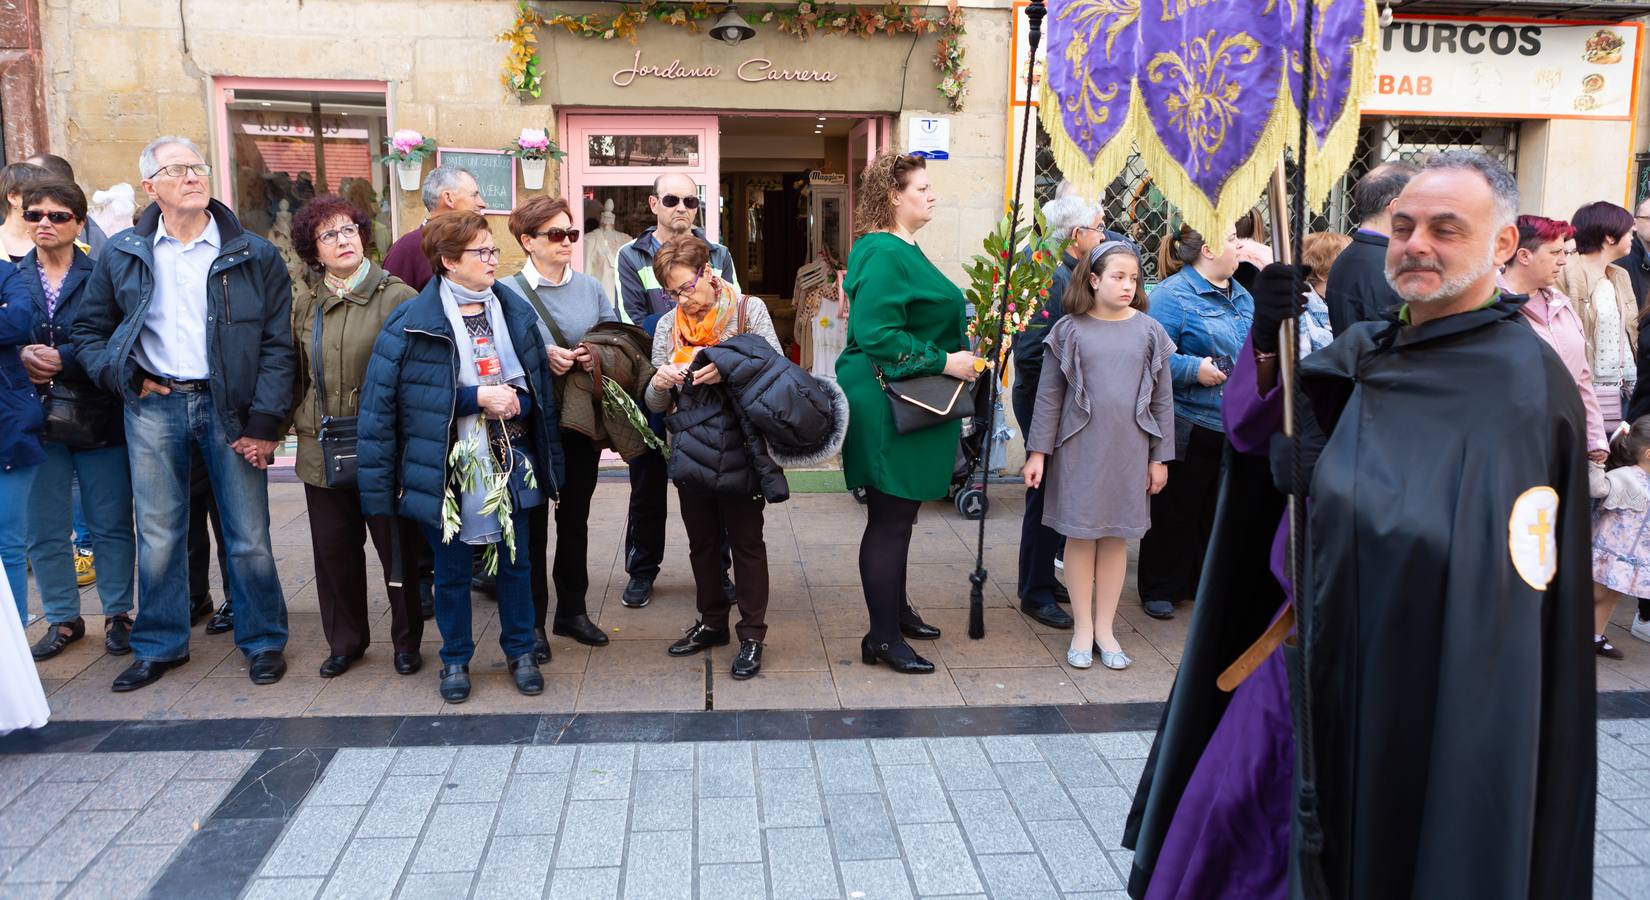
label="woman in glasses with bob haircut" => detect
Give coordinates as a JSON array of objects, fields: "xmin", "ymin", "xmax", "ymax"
[
  {"xmin": 288, "ymin": 194, "xmax": 424, "ymax": 681},
  {"xmin": 357, "ymin": 211, "xmax": 565, "ymax": 704}
]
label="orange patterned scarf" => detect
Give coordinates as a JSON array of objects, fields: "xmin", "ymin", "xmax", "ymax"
[{"xmin": 670, "ymin": 280, "xmax": 740, "ymax": 365}]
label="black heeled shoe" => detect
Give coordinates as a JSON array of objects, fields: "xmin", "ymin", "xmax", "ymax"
[
  {"xmin": 900, "ymin": 620, "xmax": 942, "ymax": 641},
  {"xmin": 860, "ymin": 637, "xmax": 936, "ymax": 674}
]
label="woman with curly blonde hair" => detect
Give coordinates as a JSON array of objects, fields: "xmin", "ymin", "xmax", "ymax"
[{"xmin": 836, "ymin": 151, "xmax": 982, "ymax": 674}]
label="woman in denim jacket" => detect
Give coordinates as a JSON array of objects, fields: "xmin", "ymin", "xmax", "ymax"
[{"xmin": 1138, "ymin": 224, "xmax": 1253, "ymax": 620}]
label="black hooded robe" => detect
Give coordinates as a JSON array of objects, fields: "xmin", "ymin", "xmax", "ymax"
[{"xmin": 1296, "ymin": 298, "xmax": 1595, "ymax": 899}]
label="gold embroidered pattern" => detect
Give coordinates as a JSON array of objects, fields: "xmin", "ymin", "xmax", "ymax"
[
  {"xmin": 1146, "ymin": 29, "xmax": 1261, "ymax": 175},
  {"xmin": 1058, "ymin": 1, "xmax": 1139, "ymax": 138}
]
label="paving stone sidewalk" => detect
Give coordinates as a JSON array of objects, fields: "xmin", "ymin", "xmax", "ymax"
[{"xmin": 3, "ymin": 719, "xmax": 1650, "ymax": 898}]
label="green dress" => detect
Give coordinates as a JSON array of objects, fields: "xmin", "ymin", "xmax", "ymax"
[{"xmin": 837, "ymin": 232, "xmax": 967, "ymax": 501}]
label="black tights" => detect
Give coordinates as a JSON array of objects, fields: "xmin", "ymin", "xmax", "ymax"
[{"xmin": 858, "ymin": 487, "xmax": 926, "ymax": 645}]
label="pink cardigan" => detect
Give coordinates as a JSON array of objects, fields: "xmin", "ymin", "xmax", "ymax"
[{"xmin": 1504, "ymin": 277, "xmax": 1607, "ymax": 451}]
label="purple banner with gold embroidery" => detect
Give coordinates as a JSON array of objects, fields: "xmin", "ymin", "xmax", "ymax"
[{"xmin": 1041, "ymin": 0, "xmax": 1378, "ymax": 247}]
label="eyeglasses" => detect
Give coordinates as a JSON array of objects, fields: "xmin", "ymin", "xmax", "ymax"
[
  {"xmin": 464, "ymin": 247, "xmax": 501, "ymax": 263},
  {"xmin": 22, "ymin": 210, "xmax": 76, "ymax": 225},
  {"xmin": 145, "ymin": 163, "xmax": 212, "ymax": 179},
  {"xmin": 532, "ymin": 228, "xmax": 580, "ymax": 245},
  {"xmin": 664, "ymin": 266, "xmax": 705, "ymax": 301},
  {"xmin": 316, "ymin": 224, "xmax": 360, "ymax": 246},
  {"xmin": 657, "ymin": 194, "xmax": 701, "ymax": 210}
]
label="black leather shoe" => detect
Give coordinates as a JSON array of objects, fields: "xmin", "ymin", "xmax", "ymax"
[
  {"xmin": 318, "ymin": 652, "xmax": 361, "ymax": 678},
  {"xmin": 860, "ymin": 637, "xmax": 935, "ymax": 674},
  {"xmin": 1141, "ymin": 599, "xmax": 1176, "ymax": 620},
  {"xmin": 394, "ymin": 651, "xmax": 423, "ymax": 675},
  {"xmin": 732, "ymin": 639, "xmax": 762, "ymax": 680},
  {"xmin": 204, "ymin": 601, "xmax": 234, "ymax": 636},
  {"xmin": 553, "ymin": 614, "xmax": 608, "ymax": 647},
  {"xmin": 248, "ymin": 650, "xmax": 287, "ymax": 685},
  {"xmin": 104, "ymin": 614, "xmax": 132, "ymax": 656},
  {"xmin": 721, "ymin": 574, "xmax": 737, "ymax": 604},
  {"xmin": 471, "ymin": 571, "xmax": 497, "ymax": 600},
  {"xmin": 532, "ymin": 627, "xmax": 552, "ymax": 664},
  {"xmin": 419, "ymin": 580, "xmax": 435, "ymax": 620},
  {"xmin": 1021, "ymin": 602, "xmax": 1074, "ymax": 629},
  {"xmin": 668, "ymin": 621, "xmax": 730, "ymax": 656},
  {"xmin": 439, "ymin": 664, "xmax": 471, "ymax": 702},
  {"xmin": 112, "ymin": 656, "xmax": 188, "ymax": 692},
  {"xmin": 1052, "ymin": 582, "xmax": 1071, "ymax": 604},
  {"xmin": 900, "ymin": 619, "xmax": 942, "ymax": 641},
  {"xmin": 508, "ymin": 654, "xmax": 544, "ymax": 695},
  {"xmin": 30, "ymin": 617, "xmax": 84, "ymax": 661},
  {"xmin": 622, "ymin": 576, "xmax": 653, "ymax": 609},
  {"xmin": 189, "ymin": 595, "xmax": 213, "ymax": 626}
]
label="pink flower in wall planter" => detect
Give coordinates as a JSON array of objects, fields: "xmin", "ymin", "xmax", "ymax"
[
  {"xmin": 377, "ymin": 130, "xmax": 438, "ymax": 191},
  {"xmin": 502, "ymin": 128, "xmax": 566, "ymax": 191}
]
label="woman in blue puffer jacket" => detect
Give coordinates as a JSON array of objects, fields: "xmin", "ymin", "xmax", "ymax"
[
  {"xmin": 357, "ymin": 213, "xmax": 563, "ymax": 705},
  {"xmin": 0, "ymin": 259, "xmax": 45, "ymax": 624}
]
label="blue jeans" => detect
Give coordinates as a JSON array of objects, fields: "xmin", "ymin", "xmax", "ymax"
[
  {"xmin": 0, "ymin": 464, "xmax": 37, "ymax": 624},
  {"xmin": 28, "ymin": 443, "xmax": 136, "ymax": 624},
  {"xmin": 422, "ymin": 513, "xmax": 534, "ymax": 667},
  {"xmin": 126, "ymin": 390, "xmax": 287, "ymax": 662}
]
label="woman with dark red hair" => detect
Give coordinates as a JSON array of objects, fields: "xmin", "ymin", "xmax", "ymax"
[
  {"xmin": 1558, "ymin": 201, "xmax": 1637, "ymax": 434},
  {"xmin": 1501, "ymin": 215, "xmax": 1606, "ymax": 456},
  {"xmin": 289, "ymin": 194, "xmax": 424, "ymax": 679}
]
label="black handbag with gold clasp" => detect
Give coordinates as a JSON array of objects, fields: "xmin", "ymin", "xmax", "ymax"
[{"xmin": 873, "ymin": 364, "xmax": 973, "ymax": 435}]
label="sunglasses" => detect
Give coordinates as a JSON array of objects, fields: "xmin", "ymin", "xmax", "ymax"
[
  {"xmin": 665, "ymin": 266, "xmax": 706, "ymax": 301},
  {"xmin": 22, "ymin": 210, "xmax": 77, "ymax": 225},
  {"xmin": 657, "ymin": 194, "xmax": 701, "ymax": 210},
  {"xmin": 532, "ymin": 228, "xmax": 580, "ymax": 244}
]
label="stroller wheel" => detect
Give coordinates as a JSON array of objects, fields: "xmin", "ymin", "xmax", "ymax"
[{"xmin": 955, "ymin": 486, "xmax": 988, "ymax": 520}]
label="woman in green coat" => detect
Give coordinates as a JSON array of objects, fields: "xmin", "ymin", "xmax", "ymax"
[
  {"xmin": 837, "ymin": 152, "xmax": 982, "ymax": 674},
  {"xmin": 289, "ymin": 195, "xmax": 425, "ymax": 680}
]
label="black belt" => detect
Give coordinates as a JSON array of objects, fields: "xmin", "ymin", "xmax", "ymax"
[{"xmin": 154, "ymin": 377, "xmax": 211, "ymax": 392}]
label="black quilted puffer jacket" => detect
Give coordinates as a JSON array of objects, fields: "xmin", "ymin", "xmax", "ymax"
[{"xmin": 665, "ymin": 334, "xmax": 848, "ymax": 501}]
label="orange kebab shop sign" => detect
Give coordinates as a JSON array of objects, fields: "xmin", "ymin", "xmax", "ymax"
[{"xmin": 1367, "ymin": 16, "xmax": 1643, "ymax": 121}]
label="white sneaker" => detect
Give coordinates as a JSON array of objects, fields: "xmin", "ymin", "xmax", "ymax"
[{"xmin": 1632, "ymin": 614, "xmax": 1650, "ymax": 645}]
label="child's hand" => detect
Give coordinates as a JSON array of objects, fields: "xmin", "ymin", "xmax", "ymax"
[
  {"xmin": 1023, "ymin": 453, "xmax": 1045, "ymax": 489},
  {"xmin": 1147, "ymin": 462, "xmax": 1168, "ymax": 495}
]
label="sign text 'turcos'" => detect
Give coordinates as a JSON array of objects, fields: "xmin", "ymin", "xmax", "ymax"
[{"xmin": 612, "ymin": 51, "xmax": 838, "ymax": 88}]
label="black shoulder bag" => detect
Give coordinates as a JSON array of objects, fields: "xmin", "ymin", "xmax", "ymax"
[
  {"xmin": 873, "ymin": 364, "xmax": 972, "ymax": 435},
  {"xmin": 38, "ymin": 292, "xmax": 123, "ymax": 450},
  {"xmin": 312, "ymin": 301, "xmax": 359, "ymax": 489}
]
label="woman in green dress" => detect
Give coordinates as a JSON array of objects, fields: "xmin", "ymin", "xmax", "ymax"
[{"xmin": 837, "ymin": 152, "xmax": 982, "ymax": 674}]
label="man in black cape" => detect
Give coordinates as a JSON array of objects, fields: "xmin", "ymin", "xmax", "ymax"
[{"xmin": 1126, "ymin": 151, "xmax": 1595, "ymax": 899}]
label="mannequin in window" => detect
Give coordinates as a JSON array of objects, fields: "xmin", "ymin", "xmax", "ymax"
[{"xmin": 585, "ymin": 199, "xmax": 631, "ymax": 308}]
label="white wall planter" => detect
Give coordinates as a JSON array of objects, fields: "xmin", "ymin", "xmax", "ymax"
[
  {"xmin": 520, "ymin": 157, "xmax": 545, "ymax": 190},
  {"xmin": 395, "ymin": 160, "xmax": 422, "ymax": 192}
]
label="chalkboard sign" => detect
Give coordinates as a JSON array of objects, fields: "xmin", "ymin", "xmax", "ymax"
[
  {"xmin": 436, "ymin": 148, "xmax": 515, "ymax": 214},
  {"xmin": 1635, "ymin": 152, "xmax": 1650, "ymax": 209}
]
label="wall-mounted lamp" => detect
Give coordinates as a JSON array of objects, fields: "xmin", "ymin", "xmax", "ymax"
[{"xmin": 709, "ymin": 6, "xmax": 756, "ymax": 46}]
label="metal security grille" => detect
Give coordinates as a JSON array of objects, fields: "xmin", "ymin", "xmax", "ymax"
[{"xmin": 1032, "ymin": 116, "xmax": 1520, "ymax": 279}]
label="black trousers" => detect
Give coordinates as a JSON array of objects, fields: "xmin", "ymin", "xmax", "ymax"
[
  {"xmin": 625, "ymin": 444, "xmax": 732, "ymax": 582},
  {"xmin": 304, "ymin": 482, "xmax": 424, "ymax": 656},
  {"xmin": 187, "ymin": 445, "xmax": 230, "ymax": 605},
  {"xmin": 530, "ymin": 429, "xmax": 598, "ymax": 629},
  {"xmin": 1012, "ymin": 387, "xmax": 1064, "ymax": 607},
  {"xmin": 677, "ymin": 487, "xmax": 768, "ymax": 641},
  {"xmin": 857, "ymin": 487, "xmax": 929, "ymax": 645},
  {"xmin": 1137, "ymin": 421, "xmax": 1226, "ymax": 605}
]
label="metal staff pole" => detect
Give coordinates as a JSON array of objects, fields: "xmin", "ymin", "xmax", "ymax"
[{"xmin": 968, "ymin": 0, "xmax": 1047, "ymax": 640}]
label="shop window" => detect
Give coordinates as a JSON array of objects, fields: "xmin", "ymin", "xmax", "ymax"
[
  {"xmin": 587, "ymin": 134, "xmax": 702, "ymax": 168},
  {"xmin": 217, "ymin": 82, "xmax": 391, "ymax": 284}
]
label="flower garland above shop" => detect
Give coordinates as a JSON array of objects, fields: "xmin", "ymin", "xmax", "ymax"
[{"xmin": 497, "ymin": 1, "xmax": 969, "ymax": 110}]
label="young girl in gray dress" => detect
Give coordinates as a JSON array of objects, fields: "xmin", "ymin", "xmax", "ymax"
[{"xmin": 1022, "ymin": 243, "xmax": 1175, "ymax": 670}]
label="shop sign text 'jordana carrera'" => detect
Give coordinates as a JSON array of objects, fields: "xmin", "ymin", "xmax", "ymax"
[{"xmin": 612, "ymin": 51, "xmax": 838, "ymax": 87}]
